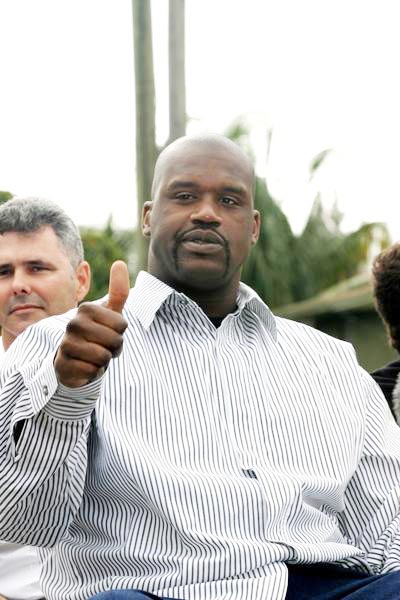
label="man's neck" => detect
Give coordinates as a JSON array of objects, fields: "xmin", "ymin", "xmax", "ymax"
[
  {"xmin": 173, "ymin": 282, "xmax": 238, "ymax": 319},
  {"xmin": 194, "ymin": 293, "xmax": 237, "ymax": 318},
  {"xmin": 146, "ymin": 269, "xmax": 241, "ymax": 319},
  {"xmin": 1, "ymin": 332, "xmax": 14, "ymax": 352}
]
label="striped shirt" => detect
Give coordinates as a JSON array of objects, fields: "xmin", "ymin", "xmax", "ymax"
[
  {"xmin": 0, "ymin": 340, "xmax": 43, "ymax": 600},
  {"xmin": 1, "ymin": 271, "xmax": 400, "ymax": 600}
]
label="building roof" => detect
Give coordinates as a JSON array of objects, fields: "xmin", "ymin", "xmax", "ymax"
[{"xmin": 275, "ymin": 272, "xmax": 374, "ymax": 319}]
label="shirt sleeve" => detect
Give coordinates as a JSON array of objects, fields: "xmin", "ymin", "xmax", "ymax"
[
  {"xmin": 338, "ymin": 369, "xmax": 400, "ymax": 573},
  {"xmin": 0, "ymin": 316, "xmax": 102, "ymax": 548}
]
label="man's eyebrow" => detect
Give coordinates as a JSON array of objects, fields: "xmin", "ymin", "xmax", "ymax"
[
  {"xmin": 221, "ymin": 185, "xmax": 247, "ymax": 195},
  {"xmin": 25, "ymin": 259, "xmax": 55, "ymax": 268},
  {"xmin": 166, "ymin": 180, "xmax": 199, "ymax": 192},
  {"xmin": 26, "ymin": 259, "xmax": 48, "ymax": 264},
  {"xmin": 165, "ymin": 181, "xmax": 248, "ymax": 195},
  {"xmin": 0, "ymin": 259, "xmax": 51, "ymax": 267}
]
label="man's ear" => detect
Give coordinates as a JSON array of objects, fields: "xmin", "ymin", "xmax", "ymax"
[
  {"xmin": 251, "ymin": 210, "xmax": 261, "ymax": 246},
  {"xmin": 75, "ymin": 261, "xmax": 91, "ymax": 302},
  {"xmin": 142, "ymin": 201, "xmax": 153, "ymax": 238}
]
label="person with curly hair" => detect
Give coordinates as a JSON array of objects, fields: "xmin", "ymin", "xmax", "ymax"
[{"xmin": 370, "ymin": 243, "xmax": 400, "ymax": 420}]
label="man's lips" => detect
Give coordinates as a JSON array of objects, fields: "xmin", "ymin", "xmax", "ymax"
[
  {"xmin": 179, "ymin": 229, "xmax": 225, "ymax": 245},
  {"xmin": 9, "ymin": 304, "xmax": 43, "ymax": 315},
  {"xmin": 178, "ymin": 230, "xmax": 226, "ymax": 255}
]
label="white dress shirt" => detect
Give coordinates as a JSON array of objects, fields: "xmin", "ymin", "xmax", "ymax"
[
  {"xmin": 0, "ymin": 339, "xmax": 43, "ymax": 600},
  {"xmin": 1, "ymin": 272, "xmax": 400, "ymax": 600}
]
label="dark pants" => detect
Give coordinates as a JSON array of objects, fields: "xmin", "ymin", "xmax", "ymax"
[
  {"xmin": 87, "ymin": 593, "xmax": 171, "ymax": 600},
  {"xmin": 88, "ymin": 564, "xmax": 400, "ymax": 599},
  {"xmin": 286, "ymin": 563, "xmax": 400, "ymax": 599}
]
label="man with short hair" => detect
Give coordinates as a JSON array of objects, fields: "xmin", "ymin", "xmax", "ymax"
[
  {"xmin": 0, "ymin": 197, "xmax": 90, "ymax": 600},
  {"xmin": 2, "ymin": 137, "xmax": 400, "ymax": 599}
]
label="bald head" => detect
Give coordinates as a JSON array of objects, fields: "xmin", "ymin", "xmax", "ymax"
[{"xmin": 151, "ymin": 134, "xmax": 255, "ymax": 203}]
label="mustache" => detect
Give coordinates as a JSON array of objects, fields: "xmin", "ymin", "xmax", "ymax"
[
  {"xmin": 7, "ymin": 295, "xmax": 45, "ymax": 314},
  {"xmin": 175, "ymin": 226, "xmax": 228, "ymax": 248}
]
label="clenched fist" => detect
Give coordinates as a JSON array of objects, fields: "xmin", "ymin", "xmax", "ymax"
[{"xmin": 54, "ymin": 261, "xmax": 130, "ymax": 388}]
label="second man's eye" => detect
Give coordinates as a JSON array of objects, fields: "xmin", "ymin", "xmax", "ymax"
[{"xmin": 30, "ymin": 265, "xmax": 46, "ymax": 272}]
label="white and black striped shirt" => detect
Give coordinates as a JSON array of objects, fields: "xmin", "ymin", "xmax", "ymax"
[{"xmin": 1, "ymin": 271, "xmax": 400, "ymax": 600}]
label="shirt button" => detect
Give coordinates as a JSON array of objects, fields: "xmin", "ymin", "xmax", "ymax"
[
  {"xmin": 43, "ymin": 385, "xmax": 49, "ymax": 396},
  {"xmin": 179, "ymin": 299, "xmax": 188, "ymax": 307},
  {"xmin": 242, "ymin": 468, "xmax": 257, "ymax": 479}
]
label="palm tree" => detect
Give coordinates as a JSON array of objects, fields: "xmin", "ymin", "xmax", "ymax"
[
  {"xmin": 132, "ymin": 0, "xmax": 157, "ymax": 271},
  {"xmin": 168, "ymin": 0, "xmax": 186, "ymax": 142}
]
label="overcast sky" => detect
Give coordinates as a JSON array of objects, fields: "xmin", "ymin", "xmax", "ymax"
[{"xmin": 0, "ymin": 0, "xmax": 399, "ymax": 241}]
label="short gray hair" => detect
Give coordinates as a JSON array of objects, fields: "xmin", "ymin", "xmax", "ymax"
[{"xmin": 0, "ymin": 197, "xmax": 84, "ymax": 268}]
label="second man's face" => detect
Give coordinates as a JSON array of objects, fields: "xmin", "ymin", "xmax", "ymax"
[{"xmin": 0, "ymin": 225, "xmax": 89, "ymax": 349}]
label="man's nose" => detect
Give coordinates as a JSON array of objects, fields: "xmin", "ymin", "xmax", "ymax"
[
  {"xmin": 190, "ymin": 196, "xmax": 222, "ymax": 226},
  {"xmin": 11, "ymin": 272, "xmax": 31, "ymax": 295}
]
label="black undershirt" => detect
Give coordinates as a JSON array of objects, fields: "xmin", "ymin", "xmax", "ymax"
[
  {"xmin": 370, "ymin": 358, "xmax": 400, "ymax": 416},
  {"xmin": 209, "ymin": 317, "xmax": 224, "ymax": 329}
]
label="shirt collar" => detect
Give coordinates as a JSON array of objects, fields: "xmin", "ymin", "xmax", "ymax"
[
  {"xmin": 127, "ymin": 271, "xmax": 175, "ymax": 329},
  {"xmin": 128, "ymin": 271, "xmax": 277, "ymax": 339},
  {"xmin": 236, "ymin": 282, "xmax": 277, "ymax": 340}
]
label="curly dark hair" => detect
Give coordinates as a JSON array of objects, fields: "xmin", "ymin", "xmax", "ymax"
[{"xmin": 372, "ymin": 243, "xmax": 400, "ymax": 353}]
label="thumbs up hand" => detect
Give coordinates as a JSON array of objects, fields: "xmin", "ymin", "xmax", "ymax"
[{"xmin": 54, "ymin": 261, "xmax": 130, "ymax": 388}]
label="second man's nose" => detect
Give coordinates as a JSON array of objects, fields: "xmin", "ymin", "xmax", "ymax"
[{"xmin": 11, "ymin": 273, "xmax": 32, "ymax": 295}]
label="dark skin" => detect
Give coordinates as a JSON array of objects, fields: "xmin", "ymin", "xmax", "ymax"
[{"xmin": 54, "ymin": 135, "xmax": 260, "ymax": 387}]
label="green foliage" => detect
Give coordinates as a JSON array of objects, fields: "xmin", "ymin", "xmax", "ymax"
[
  {"xmin": 293, "ymin": 197, "xmax": 389, "ymax": 302},
  {"xmin": 80, "ymin": 218, "xmax": 136, "ymax": 301},
  {"xmin": 242, "ymin": 178, "xmax": 297, "ymax": 306},
  {"xmin": 0, "ymin": 191, "xmax": 13, "ymax": 205},
  {"xmin": 309, "ymin": 149, "xmax": 333, "ymax": 177},
  {"xmin": 242, "ymin": 184, "xmax": 390, "ymax": 308}
]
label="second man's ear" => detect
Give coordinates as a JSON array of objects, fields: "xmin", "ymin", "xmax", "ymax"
[{"xmin": 76, "ymin": 261, "xmax": 91, "ymax": 302}]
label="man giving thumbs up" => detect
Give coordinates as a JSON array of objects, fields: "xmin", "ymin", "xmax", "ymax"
[{"xmin": 2, "ymin": 135, "xmax": 400, "ymax": 600}]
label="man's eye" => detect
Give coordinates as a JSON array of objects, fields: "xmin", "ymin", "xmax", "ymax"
[
  {"xmin": 0, "ymin": 268, "xmax": 11, "ymax": 277},
  {"xmin": 30, "ymin": 265, "xmax": 46, "ymax": 272},
  {"xmin": 176, "ymin": 193, "xmax": 195, "ymax": 201},
  {"xmin": 220, "ymin": 196, "xmax": 237, "ymax": 206}
]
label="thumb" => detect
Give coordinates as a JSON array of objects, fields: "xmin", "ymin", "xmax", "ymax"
[{"xmin": 106, "ymin": 260, "xmax": 130, "ymax": 313}]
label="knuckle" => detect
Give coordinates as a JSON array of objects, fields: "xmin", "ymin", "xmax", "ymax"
[
  {"xmin": 110, "ymin": 337, "xmax": 124, "ymax": 357},
  {"xmin": 78, "ymin": 301, "xmax": 93, "ymax": 314},
  {"xmin": 112, "ymin": 345, "xmax": 123, "ymax": 359},
  {"xmin": 65, "ymin": 314, "xmax": 88, "ymax": 336},
  {"xmin": 116, "ymin": 317, "xmax": 128, "ymax": 334},
  {"xmin": 65, "ymin": 319, "xmax": 77, "ymax": 335}
]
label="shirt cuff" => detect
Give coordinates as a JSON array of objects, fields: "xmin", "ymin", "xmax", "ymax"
[
  {"xmin": 21, "ymin": 352, "xmax": 103, "ymax": 421},
  {"xmin": 43, "ymin": 378, "xmax": 102, "ymax": 421}
]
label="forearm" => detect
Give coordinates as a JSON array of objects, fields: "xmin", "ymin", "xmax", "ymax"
[{"xmin": 0, "ymin": 362, "xmax": 101, "ymax": 546}]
